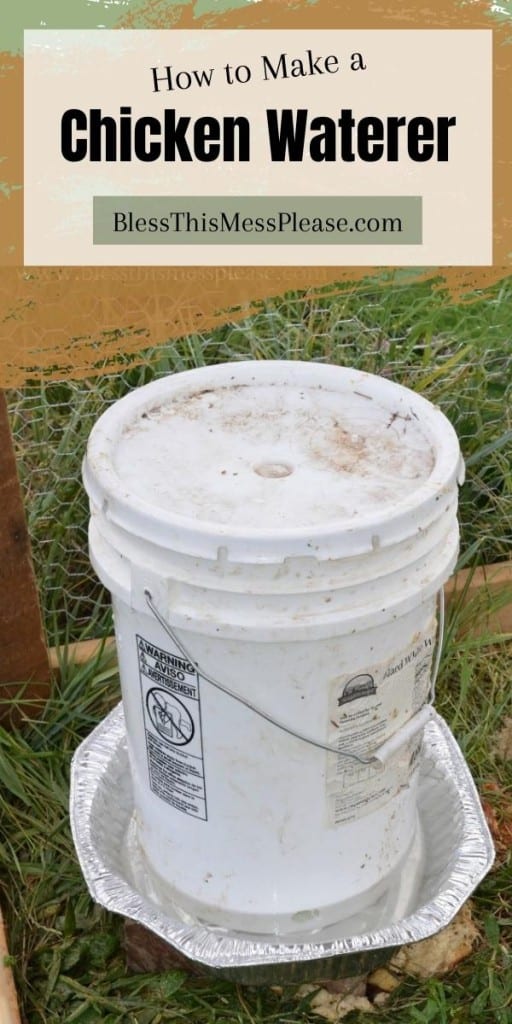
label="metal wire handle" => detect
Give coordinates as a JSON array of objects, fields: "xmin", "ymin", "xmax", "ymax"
[{"xmin": 144, "ymin": 587, "xmax": 445, "ymax": 766}]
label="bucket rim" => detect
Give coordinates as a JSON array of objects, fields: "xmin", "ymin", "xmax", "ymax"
[{"xmin": 83, "ymin": 360, "xmax": 464, "ymax": 562}]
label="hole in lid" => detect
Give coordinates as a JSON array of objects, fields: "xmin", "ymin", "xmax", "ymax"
[{"xmin": 254, "ymin": 462, "xmax": 294, "ymax": 479}]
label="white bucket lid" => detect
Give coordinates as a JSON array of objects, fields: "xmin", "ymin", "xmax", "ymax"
[{"xmin": 83, "ymin": 361, "xmax": 464, "ymax": 564}]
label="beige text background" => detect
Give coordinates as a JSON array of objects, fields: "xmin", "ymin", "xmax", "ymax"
[
  {"xmin": 24, "ymin": 30, "xmax": 491, "ymax": 266},
  {"xmin": 0, "ymin": 0, "xmax": 511, "ymax": 385}
]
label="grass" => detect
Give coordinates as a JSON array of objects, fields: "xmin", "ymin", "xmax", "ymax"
[
  {"xmin": 0, "ymin": 604, "xmax": 510, "ymax": 1023},
  {"xmin": 1, "ymin": 274, "xmax": 511, "ymax": 1022},
  {"xmin": 7, "ymin": 273, "xmax": 512, "ymax": 642}
]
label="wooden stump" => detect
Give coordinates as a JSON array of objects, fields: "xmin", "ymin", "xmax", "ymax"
[{"xmin": 124, "ymin": 920, "xmax": 206, "ymax": 976}]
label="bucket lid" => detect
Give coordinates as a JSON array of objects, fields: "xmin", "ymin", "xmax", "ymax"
[{"xmin": 83, "ymin": 361, "xmax": 463, "ymax": 563}]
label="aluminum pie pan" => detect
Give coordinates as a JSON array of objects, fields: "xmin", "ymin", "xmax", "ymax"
[{"xmin": 70, "ymin": 704, "xmax": 494, "ymax": 984}]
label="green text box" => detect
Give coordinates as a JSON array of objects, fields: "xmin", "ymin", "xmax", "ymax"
[{"xmin": 93, "ymin": 196, "xmax": 422, "ymax": 245}]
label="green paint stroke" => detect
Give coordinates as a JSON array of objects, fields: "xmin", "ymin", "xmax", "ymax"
[
  {"xmin": 2, "ymin": 0, "xmax": 144, "ymax": 54},
  {"xmin": 2, "ymin": 0, "xmax": 508, "ymax": 55},
  {"xmin": 2, "ymin": 0, "xmax": 259, "ymax": 54},
  {"xmin": 193, "ymin": 0, "xmax": 261, "ymax": 19},
  {"xmin": 113, "ymin": 0, "xmax": 193, "ymax": 30}
]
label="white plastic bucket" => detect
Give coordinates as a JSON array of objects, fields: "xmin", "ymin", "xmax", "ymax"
[{"xmin": 83, "ymin": 360, "xmax": 464, "ymax": 936}]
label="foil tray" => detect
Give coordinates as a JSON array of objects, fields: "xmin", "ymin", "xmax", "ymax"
[{"xmin": 70, "ymin": 705, "xmax": 494, "ymax": 984}]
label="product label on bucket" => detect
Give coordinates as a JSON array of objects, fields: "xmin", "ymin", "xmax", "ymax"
[
  {"xmin": 326, "ymin": 624, "xmax": 435, "ymax": 827},
  {"xmin": 137, "ymin": 634, "xmax": 207, "ymax": 820}
]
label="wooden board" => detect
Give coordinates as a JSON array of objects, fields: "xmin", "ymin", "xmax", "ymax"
[
  {"xmin": 48, "ymin": 560, "xmax": 512, "ymax": 673},
  {"xmin": 0, "ymin": 912, "xmax": 21, "ymax": 1024},
  {"xmin": 445, "ymin": 562, "xmax": 512, "ymax": 637},
  {"xmin": 0, "ymin": 393, "xmax": 51, "ymax": 722},
  {"xmin": 48, "ymin": 636, "xmax": 116, "ymax": 672}
]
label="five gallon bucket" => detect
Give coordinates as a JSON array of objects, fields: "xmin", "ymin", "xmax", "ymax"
[{"xmin": 82, "ymin": 360, "xmax": 464, "ymax": 936}]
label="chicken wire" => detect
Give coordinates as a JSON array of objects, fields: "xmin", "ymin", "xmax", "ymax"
[{"xmin": 6, "ymin": 285, "xmax": 512, "ymax": 648}]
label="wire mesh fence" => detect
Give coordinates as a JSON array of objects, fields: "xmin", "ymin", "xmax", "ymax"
[{"xmin": 6, "ymin": 279, "xmax": 512, "ymax": 648}]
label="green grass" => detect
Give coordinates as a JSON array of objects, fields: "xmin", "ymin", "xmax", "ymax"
[
  {"xmin": 0, "ymin": 603, "xmax": 510, "ymax": 1023},
  {"xmin": 1, "ymin": 275, "xmax": 511, "ymax": 1022},
  {"xmin": 7, "ymin": 273, "xmax": 512, "ymax": 643}
]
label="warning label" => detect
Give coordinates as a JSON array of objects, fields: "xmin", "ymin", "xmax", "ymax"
[
  {"xmin": 326, "ymin": 624, "xmax": 435, "ymax": 827},
  {"xmin": 137, "ymin": 634, "xmax": 207, "ymax": 820}
]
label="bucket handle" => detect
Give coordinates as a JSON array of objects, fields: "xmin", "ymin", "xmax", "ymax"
[{"xmin": 143, "ymin": 588, "xmax": 444, "ymax": 767}]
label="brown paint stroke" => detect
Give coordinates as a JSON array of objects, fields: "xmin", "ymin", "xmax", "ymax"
[
  {"xmin": 0, "ymin": 0, "xmax": 511, "ymax": 385},
  {"xmin": 0, "ymin": 53, "xmax": 22, "ymax": 266}
]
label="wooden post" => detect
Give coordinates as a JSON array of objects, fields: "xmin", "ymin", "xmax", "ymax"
[
  {"xmin": 0, "ymin": 911, "xmax": 22, "ymax": 1024},
  {"xmin": 0, "ymin": 393, "xmax": 51, "ymax": 722}
]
